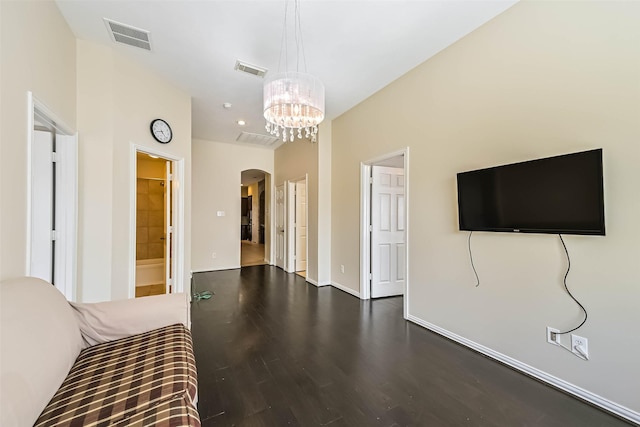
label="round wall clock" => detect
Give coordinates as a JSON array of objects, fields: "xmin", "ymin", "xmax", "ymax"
[{"xmin": 150, "ymin": 118, "xmax": 172, "ymax": 144}]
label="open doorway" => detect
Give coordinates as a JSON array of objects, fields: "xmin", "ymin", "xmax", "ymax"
[
  {"xmin": 241, "ymin": 169, "xmax": 269, "ymax": 267},
  {"xmin": 134, "ymin": 152, "xmax": 173, "ymax": 297},
  {"xmin": 27, "ymin": 93, "xmax": 78, "ymax": 301},
  {"xmin": 360, "ymin": 148, "xmax": 410, "ymax": 318}
]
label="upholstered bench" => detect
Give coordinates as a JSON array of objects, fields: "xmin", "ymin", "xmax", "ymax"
[{"xmin": 0, "ymin": 277, "xmax": 200, "ymax": 427}]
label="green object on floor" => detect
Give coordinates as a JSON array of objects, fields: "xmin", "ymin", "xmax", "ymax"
[{"xmin": 192, "ymin": 290, "xmax": 213, "ymax": 301}]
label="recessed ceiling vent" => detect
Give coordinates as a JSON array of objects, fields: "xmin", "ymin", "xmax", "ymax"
[
  {"xmin": 234, "ymin": 60, "xmax": 267, "ymax": 78},
  {"xmin": 237, "ymin": 132, "xmax": 278, "ymax": 146},
  {"xmin": 104, "ymin": 18, "xmax": 152, "ymax": 51}
]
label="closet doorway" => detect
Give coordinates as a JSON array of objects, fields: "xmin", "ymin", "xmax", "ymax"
[{"xmin": 27, "ymin": 93, "xmax": 78, "ymax": 301}]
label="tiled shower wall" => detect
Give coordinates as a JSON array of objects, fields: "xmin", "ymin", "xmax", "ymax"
[{"xmin": 136, "ymin": 178, "xmax": 165, "ymax": 260}]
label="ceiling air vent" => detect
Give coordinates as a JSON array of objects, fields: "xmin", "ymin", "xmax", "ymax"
[
  {"xmin": 237, "ymin": 132, "xmax": 278, "ymax": 146},
  {"xmin": 104, "ymin": 18, "xmax": 152, "ymax": 51},
  {"xmin": 234, "ymin": 60, "xmax": 267, "ymax": 78}
]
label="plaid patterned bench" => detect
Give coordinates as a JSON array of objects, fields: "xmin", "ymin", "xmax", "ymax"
[{"xmin": 34, "ymin": 324, "xmax": 200, "ymax": 427}]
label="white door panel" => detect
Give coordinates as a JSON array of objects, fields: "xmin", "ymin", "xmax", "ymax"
[
  {"xmin": 31, "ymin": 130, "xmax": 54, "ymax": 283},
  {"xmin": 275, "ymin": 184, "xmax": 285, "ymax": 269},
  {"xmin": 295, "ymin": 180, "xmax": 307, "ymax": 271},
  {"xmin": 371, "ymin": 166, "xmax": 405, "ymax": 298}
]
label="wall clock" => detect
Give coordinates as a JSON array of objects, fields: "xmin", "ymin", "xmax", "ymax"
[{"xmin": 150, "ymin": 119, "xmax": 172, "ymax": 144}]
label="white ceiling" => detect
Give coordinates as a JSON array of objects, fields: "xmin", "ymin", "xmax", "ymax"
[{"xmin": 55, "ymin": 0, "xmax": 517, "ymax": 148}]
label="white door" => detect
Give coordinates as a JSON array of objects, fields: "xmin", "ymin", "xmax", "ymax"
[
  {"xmin": 30, "ymin": 130, "xmax": 54, "ymax": 283},
  {"xmin": 371, "ymin": 166, "xmax": 405, "ymax": 298},
  {"xmin": 30, "ymin": 130, "xmax": 77, "ymax": 300},
  {"xmin": 275, "ymin": 184, "xmax": 285, "ymax": 269},
  {"xmin": 164, "ymin": 160, "xmax": 172, "ymax": 294},
  {"xmin": 295, "ymin": 180, "xmax": 307, "ymax": 272}
]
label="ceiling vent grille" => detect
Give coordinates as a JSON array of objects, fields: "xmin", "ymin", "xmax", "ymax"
[
  {"xmin": 234, "ymin": 60, "xmax": 267, "ymax": 78},
  {"xmin": 237, "ymin": 132, "xmax": 278, "ymax": 146},
  {"xmin": 104, "ymin": 18, "xmax": 152, "ymax": 51}
]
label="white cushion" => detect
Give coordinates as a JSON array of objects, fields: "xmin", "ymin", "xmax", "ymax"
[
  {"xmin": 70, "ymin": 292, "xmax": 190, "ymax": 347},
  {"xmin": 0, "ymin": 277, "xmax": 83, "ymax": 427}
]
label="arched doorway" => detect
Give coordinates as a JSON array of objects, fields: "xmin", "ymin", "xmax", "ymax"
[{"xmin": 240, "ymin": 169, "xmax": 270, "ymax": 267}]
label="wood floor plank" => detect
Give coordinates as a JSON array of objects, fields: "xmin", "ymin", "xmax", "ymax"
[{"xmin": 192, "ymin": 266, "xmax": 633, "ymax": 426}]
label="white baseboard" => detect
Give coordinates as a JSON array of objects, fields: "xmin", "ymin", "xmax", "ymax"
[
  {"xmin": 406, "ymin": 314, "xmax": 640, "ymax": 425},
  {"xmin": 306, "ymin": 277, "xmax": 330, "ymax": 287},
  {"xmin": 191, "ymin": 266, "xmax": 240, "ymax": 273},
  {"xmin": 331, "ymin": 281, "xmax": 361, "ymax": 298}
]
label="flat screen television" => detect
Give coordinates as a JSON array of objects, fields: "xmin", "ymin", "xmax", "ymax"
[{"xmin": 457, "ymin": 149, "xmax": 605, "ymax": 235}]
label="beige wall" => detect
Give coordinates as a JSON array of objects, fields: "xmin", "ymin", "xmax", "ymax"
[
  {"xmin": 317, "ymin": 122, "xmax": 332, "ymax": 285},
  {"xmin": 191, "ymin": 140, "xmax": 273, "ymax": 271},
  {"xmin": 0, "ymin": 0, "xmax": 76, "ymax": 280},
  {"xmin": 332, "ymin": 1, "xmax": 640, "ymax": 413},
  {"xmin": 77, "ymin": 40, "xmax": 191, "ymax": 302}
]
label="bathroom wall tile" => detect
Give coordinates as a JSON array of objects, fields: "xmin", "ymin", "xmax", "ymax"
[
  {"xmin": 148, "ymin": 243, "xmax": 164, "ymax": 259},
  {"xmin": 149, "ymin": 181, "xmax": 164, "ymax": 194},
  {"xmin": 137, "ymin": 194, "xmax": 149, "ymax": 210},
  {"xmin": 148, "ymin": 226, "xmax": 164, "ymax": 243},
  {"xmin": 149, "ymin": 194, "xmax": 163, "ymax": 210},
  {"xmin": 136, "ymin": 243, "xmax": 149, "ymax": 260},
  {"xmin": 137, "ymin": 226, "xmax": 148, "ymax": 244},
  {"xmin": 148, "ymin": 211, "xmax": 164, "ymax": 227},
  {"xmin": 137, "ymin": 210, "xmax": 148, "ymax": 226},
  {"xmin": 137, "ymin": 179, "xmax": 149, "ymax": 194}
]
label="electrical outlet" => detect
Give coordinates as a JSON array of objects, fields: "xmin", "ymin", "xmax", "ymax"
[
  {"xmin": 547, "ymin": 327, "xmax": 561, "ymax": 346},
  {"xmin": 571, "ymin": 334, "xmax": 589, "ymax": 360},
  {"xmin": 212, "ymin": 252, "xmax": 217, "ymax": 259},
  {"xmin": 340, "ymin": 265, "xmax": 345, "ymax": 273}
]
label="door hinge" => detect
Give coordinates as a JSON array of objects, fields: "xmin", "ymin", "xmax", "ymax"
[
  {"xmin": 369, "ymin": 177, "xmax": 373, "ymax": 185},
  {"xmin": 168, "ymin": 226, "xmax": 173, "ymax": 233},
  {"xmin": 51, "ymin": 230, "xmax": 57, "ymax": 241},
  {"xmin": 51, "ymin": 152, "xmax": 58, "ymax": 163},
  {"xmin": 167, "ymin": 173, "xmax": 173, "ymax": 181},
  {"xmin": 369, "ymin": 225, "xmax": 373, "ymax": 232},
  {"xmin": 369, "ymin": 273, "xmax": 372, "ymax": 280}
]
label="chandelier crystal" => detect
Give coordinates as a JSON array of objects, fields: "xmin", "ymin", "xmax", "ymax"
[{"xmin": 263, "ymin": 0, "xmax": 325, "ymax": 143}]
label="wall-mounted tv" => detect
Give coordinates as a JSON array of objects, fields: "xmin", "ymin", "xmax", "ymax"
[{"xmin": 457, "ymin": 149, "xmax": 605, "ymax": 235}]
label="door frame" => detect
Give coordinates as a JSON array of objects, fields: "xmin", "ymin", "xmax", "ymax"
[
  {"xmin": 26, "ymin": 92, "xmax": 78, "ymax": 301},
  {"xmin": 360, "ymin": 147, "xmax": 410, "ymax": 318},
  {"xmin": 286, "ymin": 175, "xmax": 308, "ymax": 273},
  {"xmin": 275, "ymin": 183, "xmax": 286, "ymax": 270},
  {"xmin": 129, "ymin": 144, "xmax": 185, "ymax": 298}
]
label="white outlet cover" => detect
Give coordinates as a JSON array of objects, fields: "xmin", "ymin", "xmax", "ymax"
[
  {"xmin": 216, "ymin": 211, "xmax": 225, "ymax": 217},
  {"xmin": 571, "ymin": 334, "xmax": 589, "ymax": 360},
  {"xmin": 547, "ymin": 327, "xmax": 561, "ymax": 346}
]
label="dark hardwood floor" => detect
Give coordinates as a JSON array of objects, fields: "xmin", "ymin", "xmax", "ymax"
[{"xmin": 191, "ymin": 266, "xmax": 631, "ymax": 427}]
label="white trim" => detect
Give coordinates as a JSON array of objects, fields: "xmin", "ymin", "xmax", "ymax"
[
  {"xmin": 286, "ymin": 180, "xmax": 294, "ymax": 273},
  {"xmin": 331, "ymin": 281, "xmax": 361, "ymax": 298},
  {"xmin": 359, "ymin": 164, "xmax": 372, "ymax": 300},
  {"xmin": 359, "ymin": 147, "xmax": 410, "ymax": 320},
  {"xmin": 26, "ymin": 94, "xmax": 34, "ymax": 274},
  {"xmin": 406, "ymin": 313, "xmax": 640, "ymax": 425},
  {"xmin": 129, "ymin": 144, "xmax": 185, "ymax": 299},
  {"xmin": 305, "ymin": 277, "xmax": 330, "ymax": 287},
  {"xmin": 192, "ymin": 266, "xmax": 240, "ymax": 273}
]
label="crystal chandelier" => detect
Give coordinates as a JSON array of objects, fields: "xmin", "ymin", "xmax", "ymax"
[{"xmin": 264, "ymin": 0, "xmax": 325, "ymax": 143}]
